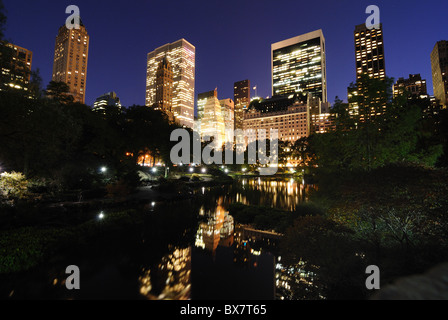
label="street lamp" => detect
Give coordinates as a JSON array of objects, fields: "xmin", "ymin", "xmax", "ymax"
[
  {"xmin": 189, "ymin": 168, "xmax": 194, "ymax": 173},
  {"xmin": 100, "ymin": 167, "xmax": 107, "ymax": 173},
  {"xmin": 201, "ymin": 168, "xmax": 206, "ymax": 173},
  {"xmin": 152, "ymin": 167, "xmax": 157, "ymax": 173}
]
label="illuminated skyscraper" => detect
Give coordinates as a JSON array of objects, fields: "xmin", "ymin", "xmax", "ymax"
[
  {"xmin": 146, "ymin": 39, "xmax": 195, "ymax": 128},
  {"xmin": 431, "ymin": 40, "xmax": 448, "ymax": 109},
  {"xmin": 234, "ymin": 80, "xmax": 250, "ymax": 131},
  {"xmin": 354, "ymin": 23, "xmax": 386, "ymax": 81},
  {"xmin": 272, "ymin": 29, "xmax": 327, "ymax": 103},
  {"xmin": 348, "ymin": 23, "xmax": 386, "ymax": 120},
  {"xmin": 52, "ymin": 20, "xmax": 89, "ymax": 103}
]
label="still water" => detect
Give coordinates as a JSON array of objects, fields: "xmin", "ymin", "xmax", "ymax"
[{"xmin": 1, "ymin": 177, "xmax": 313, "ymax": 300}]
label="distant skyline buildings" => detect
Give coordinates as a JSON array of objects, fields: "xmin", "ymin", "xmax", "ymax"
[
  {"xmin": 146, "ymin": 39, "xmax": 195, "ymax": 128},
  {"xmin": 52, "ymin": 20, "xmax": 89, "ymax": 104},
  {"xmin": 431, "ymin": 40, "xmax": 448, "ymax": 109},
  {"xmin": 393, "ymin": 74, "xmax": 427, "ymax": 98},
  {"xmin": 271, "ymin": 29, "xmax": 327, "ymax": 103},
  {"xmin": 92, "ymin": 91, "xmax": 121, "ymax": 114}
]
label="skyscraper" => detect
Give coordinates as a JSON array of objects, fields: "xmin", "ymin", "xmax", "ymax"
[
  {"xmin": 52, "ymin": 20, "xmax": 89, "ymax": 103},
  {"xmin": 0, "ymin": 42, "xmax": 32, "ymax": 93},
  {"xmin": 234, "ymin": 80, "xmax": 250, "ymax": 131},
  {"xmin": 154, "ymin": 56, "xmax": 174, "ymax": 121},
  {"xmin": 354, "ymin": 23, "xmax": 386, "ymax": 81},
  {"xmin": 271, "ymin": 29, "xmax": 327, "ymax": 103},
  {"xmin": 146, "ymin": 39, "xmax": 195, "ymax": 128},
  {"xmin": 348, "ymin": 23, "xmax": 386, "ymax": 120},
  {"xmin": 431, "ymin": 40, "xmax": 448, "ymax": 109}
]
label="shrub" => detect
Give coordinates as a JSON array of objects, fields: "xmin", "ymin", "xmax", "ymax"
[{"xmin": 0, "ymin": 171, "xmax": 30, "ymax": 201}]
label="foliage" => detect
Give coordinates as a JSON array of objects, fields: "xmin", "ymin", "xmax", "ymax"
[
  {"xmin": 0, "ymin": 171, "xmax": 30, "ymax": 201},
  {"xmin": 310, "ymin": 75, "xmax": 444, "ymax": 171}
]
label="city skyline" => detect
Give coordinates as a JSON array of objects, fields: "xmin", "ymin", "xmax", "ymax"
[{"xmin": 2, "ymin": 0, "xmax": 447, "ymax": 108}]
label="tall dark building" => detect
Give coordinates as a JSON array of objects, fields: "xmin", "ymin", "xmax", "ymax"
[
  {"xmin": 431, "ymin": 40, "xmax": 448, "ymax": 109},
  {"xmin": 271, "ymin": 30, "xmax": 327, "ymax": 103},
  {"xmin": 233, "ymin": 80, "xmax": 251, "ymax": 131}
]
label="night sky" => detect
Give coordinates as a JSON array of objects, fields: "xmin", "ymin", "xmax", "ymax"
[{"xmin": 3, "ymin": 0, "xmax": 448, "ymax": 108}]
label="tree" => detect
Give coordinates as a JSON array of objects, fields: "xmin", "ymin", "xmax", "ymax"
[
  {"xmin": 44, "ymin": 81, "xmax": 74, "ymax": 104},
  {"xmin": 310, "ymin": 76, "xmax": 436, "ymax": 171}
]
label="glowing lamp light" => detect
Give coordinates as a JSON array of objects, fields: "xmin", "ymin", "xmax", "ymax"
[
  {"xmin": 152, "ymin": 167, "xmax": 157, "ymax": 173},
  {"xmin": 100, "ymin": 167, "xmax": 107, "ymax": 173},
  {"xmin": 98, "ymin": 212, "xmax": 105, "ymax": 220},
  {"xmin": 189, "ymin": 168, "xmax": 194, "ymax": 173},
  {"xmin": 201, "ymin": 168, "xmax": 207, "ymax": 173}
]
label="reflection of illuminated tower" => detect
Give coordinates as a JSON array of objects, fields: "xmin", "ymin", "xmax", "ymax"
[
  {"xmin": 139, "ymin": 247, "xmax": 191, "ymax": 300},
  {"xmin": 195, "ymin": 203, "xmax": 234, "ymax": 253}
]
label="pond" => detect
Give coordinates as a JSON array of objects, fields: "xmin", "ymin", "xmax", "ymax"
[{"xmin": 1, "ymin": 177, "xmax": 314, "ymax": 300}]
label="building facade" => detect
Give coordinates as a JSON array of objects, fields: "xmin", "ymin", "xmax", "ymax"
[
  {"xmin": 154, "ymin": 56, "xmax": 174, "ymax": 121},
  {"xmin": 219, "ymin": 98, "xmax": 235, "ymax": 142},
  {"xmin": 271, "ymin": 29, "xmax": 327, "ymax": 103},
  {"xmin": 431, "ymin": 40, "xmax": 448, "ymax": 109},
  {"xmin": 243, "ymin": 100, "xmax": 310, "ymax": 144},
  {"xmin": 146, "ymin": 39, "xmax": 195, "ymax": 128},
  {"xmin": 354, "ymin": 23, "xmax": 386, "ymax": 81},
  {"xmin": 234, "ymin": 80, "xmax": 251, "ymax": 131},
  {"xmin": 201, "ymin": 89, "xmax": 226, "ymax": 146},
  {"xmin": 0, "ymin": 42, "xmax": 32, "ymax": 94},
  {"xmin": 393, "ymin": 74, "xmax": 427, "ymax": 98},
  {"xmin": 92, "ymin": 91, "xmax": 122, "ymax": 114},
  {"xmin": 52, "ymin": 21, "xmax": 89, "ymax": 103}
]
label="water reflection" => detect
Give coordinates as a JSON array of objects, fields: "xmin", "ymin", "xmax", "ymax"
[
  {"xmin": 139, "ymin": 247, "xmax": 191, "ymax": 300},
  {"xmin": 195, "ymin": 201, "xmax": 234, "ymax": 253},
  {"xmin": 196, "ymin": 177, "xmax": 315, "ymax": 212}
]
